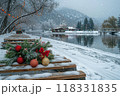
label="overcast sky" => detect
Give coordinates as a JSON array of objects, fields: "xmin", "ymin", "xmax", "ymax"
[{"xmin": 57, "ymin": 0, "xmax": 120, "ymax": 20}]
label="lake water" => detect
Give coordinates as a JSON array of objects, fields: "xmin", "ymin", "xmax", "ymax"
[{"xmin": 50, "ymin": 34, "xmax": 120, "ymax": 54}]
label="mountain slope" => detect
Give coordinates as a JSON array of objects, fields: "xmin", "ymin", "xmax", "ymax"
[{"xmin": 36, "ymin": 7, "xmax": 100, "ymax": 28}]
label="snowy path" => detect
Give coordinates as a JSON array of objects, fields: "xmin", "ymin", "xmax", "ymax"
[
  {"xmin": 0, "ymin": 32, "xmax": 120, "ymax": 80},
  {"xmin": 42, "ymin": 37, "xmax": 120, "ymax": 80}
]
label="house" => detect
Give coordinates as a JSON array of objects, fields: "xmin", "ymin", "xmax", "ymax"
[
  {"xmin": 52, "ymin": 27, "xmax": 66, "ymax": 32},
  {"xmin": 67, "ymin": 27, "xmax": 76, "ymax": 31},
  {"xmin": 52, "ymin": 26, "xmax": 76, "ymax": 32}
]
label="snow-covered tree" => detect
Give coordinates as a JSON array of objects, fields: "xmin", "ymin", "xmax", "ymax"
[
  {"xmin": 41, "ymin": 19, "xmax": 57, "ymax": 31},
  {"xmin": 59, "ymin": 22, "xmax": 67, "ymax": 29},
  {"xmin": 102, "ymin": 16, "xmax": 117, "ymax": 28}
]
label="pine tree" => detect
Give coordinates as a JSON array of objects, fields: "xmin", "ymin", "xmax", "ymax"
[
  {"xmin": 79, "ymin": 21, "xmax": 82, "ymax": 31},
  {"xmin": 83, "ymin": 18, "xmax": 88, "ymax": 31},
  {"xmin": 76, "ymin": 21, "xmax": 82, "ymax": 31},
  {"xmin": 76, "ymin": 21, "xmax": 80, "ymax": 30},
  {"xmin": 87, "ymin": 22, "xmax": 90, "ymax": 31},
  {"xmin": 89, "ymin": 18, "xmax": 94, "ymax": 31}
]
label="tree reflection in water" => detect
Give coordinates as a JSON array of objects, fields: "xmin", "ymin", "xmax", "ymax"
[
  {"xmin": 102, "ymin": 35, "xmax": 117, "ymax": 48},
  {"xmin": 51, "ymin": 34, "xmax": 120, "ymax": 54},
  {"xmin": 76, "ymin": 35, "xmax": 94, "ymax": 47},
  {"xmin": 118, "ymin": 38, "xmax": 120, "ymax": 52}
]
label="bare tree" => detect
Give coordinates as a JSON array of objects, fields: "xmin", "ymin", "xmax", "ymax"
[{"xmin": 0, "ymin": 0, "xmax": 58, "ymax": 34}]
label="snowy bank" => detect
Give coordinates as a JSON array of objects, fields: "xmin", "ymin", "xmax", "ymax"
[
  {"xmin": 115, "ymin": 31, "xmax": 120, "ymax": 36},
  {"xmin": 65, "ymin": 31, "xmax": 99, "ymax": 34}
]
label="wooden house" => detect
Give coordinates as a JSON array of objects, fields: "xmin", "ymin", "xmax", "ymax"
[
  {"xmin": 67, "ymin": 27, "xmax": 76, "ymax": 31},
  {"xmin": 52, "ymin": 28, "xmax": 66, "ymax": 32}
]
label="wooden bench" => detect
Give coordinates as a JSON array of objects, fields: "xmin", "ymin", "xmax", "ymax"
[
  {"xmin": 0, "ymin": 55, "xmax": 86, "ymax": 80},
  {"xmin": 4, "ymin": 39, "xmax": 36, "ymax": 42},
  {"xmin": 17, "ymin": 71, "xmax": 86, "ymax": 80},
  {"xmin": 2, "ymin": 38, "xmax": 36, "ymax": 46},
  {"xmin": 2, "ymin": 42, "xmax": 34, "ymax": 44}
]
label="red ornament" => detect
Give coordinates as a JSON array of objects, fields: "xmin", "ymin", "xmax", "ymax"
[
  {"xmin": 15, "ymin": 45, "xmax": 22, "ymax": 52},
  {"xmin": 30, "ymin": 59, "xmax": 38, "ymax": 68},
  {"xmin": 17, "ymin": 57, "xmax": 24, "ymax": 64},
  {"xmin": 39, "ymin": 47, "xmax": 44, "ymax": 53}
]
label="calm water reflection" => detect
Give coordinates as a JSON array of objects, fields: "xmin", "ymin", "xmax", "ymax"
[{"xmin": 51, "ymin": 34, "xmax": 120, "ymax": 54}]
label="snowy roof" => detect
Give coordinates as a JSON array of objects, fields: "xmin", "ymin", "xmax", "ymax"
[{"xmin": 68, "ymin": 27, "xmax": 76, "ymax": 29}]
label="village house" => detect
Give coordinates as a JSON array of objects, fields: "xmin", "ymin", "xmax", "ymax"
[
  {"xmin": 52, "ymin": 26, "xmax": 76, "ymax": 32},
  {"xmin": 52, "ymin": 27, "xmax": 66, "ymax": 32},
  {"xmin": 67, "ymin": 27, "xmax": 76, "ymax": 31}
]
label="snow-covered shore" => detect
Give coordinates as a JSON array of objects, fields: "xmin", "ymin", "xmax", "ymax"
[
  {"xmin": 0, "ymin": 32, "xmax": 120, "ymax": 80},
  {"xmin": 65, "ymin": 31, "xmax": 99, "ymax": 34},
  {"xmin": 115, "ymin": 31, "xmax": 120, "ymax": 36}
]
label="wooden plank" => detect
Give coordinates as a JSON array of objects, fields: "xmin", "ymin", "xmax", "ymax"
[
  {"xmin": 0, "ymin": 64, "xmax": 76, "ymax": 73},
  {"xmin": 0, "ymin": 59, "xmax": 71, "ymax": 67},
  {"xmin": 4, "ymin": 39, "xmax": 36, "ymax": 41},
  {"xmin": 2, "ymin": 42, "xmax": 33, "ymax": 44},
  {"xmin": 51, "ymin": 59, "xmax": 71, "ymax": 64},
  {"xmin": 0, "ymin": 58, "xmax": 71, "ymax": 67},
  {"xmin": 0, "ymin": 64, "xmax": 29, "ymax": 67},
  {"xmin": 17, "ymin": 71, "xmax": 86, "ymax": 80}
]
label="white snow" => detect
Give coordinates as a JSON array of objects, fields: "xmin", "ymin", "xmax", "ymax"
[
  {"xmin": 0, "ymin": 62, "xmax": 75, "ymax": 71},
  {"xmin": 62, "ymin": 71, "xmax": 80, "ymax": 75},
  {"xmin": 0, "ymin": 71, "xmax": 80, "ymax": 80},
  {"xmin": 32, "ymin": 73, "xmax": 52, "ymax": 78},
  {"xmin": 0, "ymin": 32, "xmax": 120, "ymax": 80},
  {"xmin": 68, "ymin": 27, "xmax": 76, "ymax": 30},
  {"xmin": 51, "ymin": 57, "xmax": 67, "ymax": 62},
  {"xmin": 65, "ymin": 31, "xmax": 99, "ymax": 34},
  {"xmin": 115, "ymin": 31, "xmax": 120, "ymax": 36},
  {"xmin": 5, "ymin": 75, "xmax": 21, "ymax": 80}
]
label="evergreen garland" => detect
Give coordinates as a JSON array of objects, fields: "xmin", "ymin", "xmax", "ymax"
[{"xmin": 0, "ymin": 40, "xmax": 54, "ymax": 65}]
